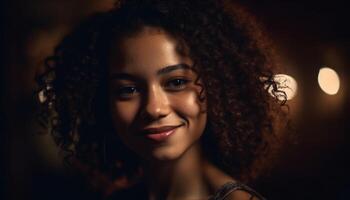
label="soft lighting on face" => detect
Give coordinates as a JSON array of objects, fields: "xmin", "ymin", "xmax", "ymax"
[
  {"xmin": 266, "ymin": 74, "xmax": 298, "ymax": 101},
  {"xmin": 318, "ymin": 67, "xmax": 340, "ymax": 95}
]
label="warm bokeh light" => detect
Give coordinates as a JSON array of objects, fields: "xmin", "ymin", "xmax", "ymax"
[
  {"xmin": 318, "ymin": 67, "xmax": 340, "ymax": 95},
  {"xmin": 38, "ymin": 90, "xmax": 46, "ymax": 103},
  {"xmin": 275, "ymin": 74, "xmax": 298, "ymax": 100},
  {"xmin": 266, "ymin": 74, "xmax": 298, "ymax": 101}
]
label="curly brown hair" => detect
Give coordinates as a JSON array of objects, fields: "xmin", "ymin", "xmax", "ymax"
[{"xmin": 36, "ymin": 0, "xmax": 287, "ymax": 187}]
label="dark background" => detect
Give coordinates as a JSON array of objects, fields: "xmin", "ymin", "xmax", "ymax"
[{"xmin": 1, "ymin": 0, "xmax": 349, "ymax": 199}]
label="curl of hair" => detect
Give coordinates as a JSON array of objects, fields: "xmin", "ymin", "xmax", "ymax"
[{"xmin": 36, "ymin": 0, "xmax": 287, "ymax": 185}]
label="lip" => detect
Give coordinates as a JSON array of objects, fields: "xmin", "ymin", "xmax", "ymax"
[{"xmin": 142, "ymin": 124, "xmax": 183, "ymax": 142}]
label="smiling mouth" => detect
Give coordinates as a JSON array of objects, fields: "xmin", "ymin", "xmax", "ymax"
[{"xmin": 141, "ymin": 124, "xmax": 183, "ymax": 142}]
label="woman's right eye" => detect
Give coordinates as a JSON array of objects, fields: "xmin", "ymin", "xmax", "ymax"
[{"xmin": 114, "ymin": 86, "xmax": 139, "ymax": 99}]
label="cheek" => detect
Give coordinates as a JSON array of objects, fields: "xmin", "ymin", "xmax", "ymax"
[
  {"xmin": 170, "ymin": 90, "xmax": 206, "ymax": 121},
  {"xmin": 110, "ymin": 99, "xmax": 140, "ymax": 130}
]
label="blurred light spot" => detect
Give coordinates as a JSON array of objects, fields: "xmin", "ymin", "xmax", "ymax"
[
  {"xmin": 38, "ymin": 90, "xmax": 46, "ymax": 103},
  {"xmin": 318, "ymin": 67, "xmax": 340, "ymax": 95},
  {"xmin": 38, "ymin": 85, "xmax": 52, "ymax": 103},
  {"xmin": 266, "ymin": 74, "xmax": 298, "ymax": 101}
]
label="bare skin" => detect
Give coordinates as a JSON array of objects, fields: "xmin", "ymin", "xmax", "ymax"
[{"xmin": 107, "ymin": 26, "xmax": 253, "ymax": 200}]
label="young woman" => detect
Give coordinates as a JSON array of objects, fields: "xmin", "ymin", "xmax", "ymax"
[{"xmin": 37, "ymin": 0, "xmax": 286, "ymax": 199}]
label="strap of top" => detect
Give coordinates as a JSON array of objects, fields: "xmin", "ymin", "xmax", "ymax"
[{"xmin": 208, "ymin": 182, "xmax": 266, "ymax": 200}]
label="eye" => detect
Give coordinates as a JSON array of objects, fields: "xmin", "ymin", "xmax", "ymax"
[
  {"xmin": 114, "ymin": 86, "xmax": 139, "ymax": 99},
  {"xmin": 164, "ymin": 78, "xmax": 190, "ymax": 91}
]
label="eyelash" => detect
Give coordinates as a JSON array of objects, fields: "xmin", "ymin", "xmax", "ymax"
[
  {"xmin": 114, "ymin": 78, "xmax": 191, "ymax": 99},
  {"xmin": 114, "ymin": 86, "xmax": 139, "ymax": 99},
  {"xmin": 164, "ymin": 78, "xmax": 191, "ymax": 91}
]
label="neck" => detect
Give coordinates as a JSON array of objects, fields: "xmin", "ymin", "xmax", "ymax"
[{"xmin": 143, "ymin": 142, "xmax": 211, "ymax": 200}]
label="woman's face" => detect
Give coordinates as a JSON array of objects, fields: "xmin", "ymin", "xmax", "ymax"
[{"xmin": 108, "ymin": 27, "xmax": 207, "ymax": 161}]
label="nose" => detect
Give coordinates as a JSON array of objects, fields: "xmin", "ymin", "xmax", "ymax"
[{"xmin": 142, "ymin": 84, "xmax": 170, "ymax": 119}]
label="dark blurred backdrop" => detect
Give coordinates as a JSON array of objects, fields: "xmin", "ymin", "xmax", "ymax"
[{"xmin": 1, "ymin": 0, "xmax": 349, "ymax": 199}]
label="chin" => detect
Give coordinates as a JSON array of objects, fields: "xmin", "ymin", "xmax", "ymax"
[{"xmin": 150, "ymin": 145, "xmax": 187, "ymax": 161}]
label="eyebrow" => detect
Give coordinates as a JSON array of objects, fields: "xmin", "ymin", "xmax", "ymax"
[
  {"xmin": 109, "ymin": 63, "xmax": 192, "ymax": 80},
  {"xmin": 156, "ymin": 63, "xmax": 191, "ymax": 76}
]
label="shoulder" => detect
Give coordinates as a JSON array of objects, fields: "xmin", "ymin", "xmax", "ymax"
[
  {"xmin": 203, "ymin": 162, "xmax": 266, "ymax": 200},
  {"xmin": 210, "ymin": 182, "xmax": 266, "ymax": 200},
  {"xmin": 223, "ymin": 190, "xmax": 264, "ymax": 200}
]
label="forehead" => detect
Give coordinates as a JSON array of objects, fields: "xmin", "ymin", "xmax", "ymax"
[{"xmin": 108, "ymin": 27, "xmax": 193, "ymax": 76}]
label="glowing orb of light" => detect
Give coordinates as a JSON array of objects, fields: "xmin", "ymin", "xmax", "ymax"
[
  {"xmin": 267, "ymin": 74, "xmax": 298, "ymax": 101},
  {"xmin": 318, "ymin": 67, "xmax": 340, "ymax": 95}
]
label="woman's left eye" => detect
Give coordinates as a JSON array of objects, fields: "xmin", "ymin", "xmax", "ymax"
[{"xmin": 164, "ymin": 78, "xmax": 190, "ymax": 90}]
